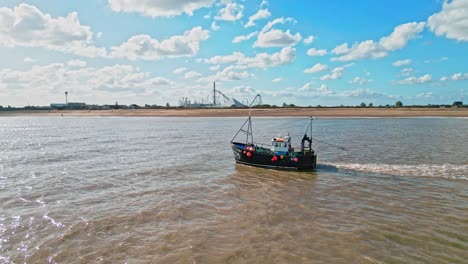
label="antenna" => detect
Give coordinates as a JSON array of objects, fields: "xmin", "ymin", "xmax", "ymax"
[{"xmin": 65, "ymin": 91, "xmax": 68, "ymax": 104}]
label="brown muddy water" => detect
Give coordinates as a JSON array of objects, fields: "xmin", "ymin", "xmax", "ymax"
[{"xmin": 0, "ymin": 117, "xmax": 467, "ymax": 263}]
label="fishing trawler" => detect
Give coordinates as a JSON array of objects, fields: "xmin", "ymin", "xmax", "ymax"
[{"xmin": 230, "ymin": 96, "xmax": 317, "ymax": 170}]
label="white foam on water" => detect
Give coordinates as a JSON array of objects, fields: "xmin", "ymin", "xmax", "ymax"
[
  {"xmin": 43, "ymin": 214, "xmax": 65, "ymax": 228},
  {"xmin": 19, "ymin": 197, "xmax": 31, "ymax": 203},
  {"xmin": 327, "ymin": 162, "xmax": 468, "ymax": 180}
]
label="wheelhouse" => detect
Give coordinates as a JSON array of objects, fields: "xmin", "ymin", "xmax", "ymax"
[{"xmin": 271, "ymin": 136, "xmax": 291, "ymax": 155}]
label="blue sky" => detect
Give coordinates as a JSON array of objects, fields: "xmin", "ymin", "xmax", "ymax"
[{"xmin": 0, "ymin": 0, "xmax": 467, "ymax": 107}]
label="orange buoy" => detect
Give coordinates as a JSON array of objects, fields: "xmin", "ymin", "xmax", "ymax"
[{"xmin": 280, "ymin": 155, "xmax": 284, "ymax": 160}]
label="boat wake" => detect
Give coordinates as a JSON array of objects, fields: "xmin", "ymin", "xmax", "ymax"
[{"xmin": 323, "ymin": 162, "xmax": 468, "ymax": 180}]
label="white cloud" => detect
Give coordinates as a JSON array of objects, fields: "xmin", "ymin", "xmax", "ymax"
[
  {"xmin": 424, "ymin": 56, "xmax": 450, "ymax": 64},
  {"xmin": 440, "ymin": 76, "xmax": 449, "ymax": 81},
  {"xmin": 416, "ymin": 92, "xmax": 433, "ymax": 98},
  {"xmin": 272, "ymin": 77, "xmax": 282, "ymax": 83},
  {"xmin": 255, "ymin": 29, "xmax": 302, "ymax": 47},
  {"xmin": 380, "ymin": 22, "xmax": 426, "ymax": 50},
  {"xmin": 254, "ymin": 17, "xmax": 302, "ymax": 48},
  {"xmin": 199, "ymin": 65, "xmax": 252, "ymax": 82},
  {"xmin": 400, "ymin": 68, "xmax": 414, "ymax": 77},
  {"xmin": 0, "ymin": 63, "xmax": 172, "ymax": 101},
  {"xmin": 216, "ymin": 67, "xmax": 251, "ymax": 81},
  {"xmin": 107, "ymin": 0, "xmax": 215, "ymax": 17},
  {"xmin": 451, "ymin": 72, "xmax": 468, "ymax": 80},
  {"xmin": 315, "ymin": 84, "xmax": 335, "ymax": 95},
  {"xmin": 209, "ymin": 65, "xmax": 220, "ymax": 71},
  {"xmin": 227, "ymin": 85, "xmax": 256, "ymax": 96},
  {"xmin": 331, "ymin": 41, "xmax": 387, "ymax": 61},
  {"xmin": 173, "ymin": 67, "xmax": 187, "ymax": 74},
  {"xmin": 184, "ymin": 71, "xmax": 202, "ymax": 79},
  {"xmin": 306, "ymin": 48, "xmax": 327, "ymax": 56},
  {"xmin": 299, "ymin": 82, "xmax": 314, "ymax": 91},
  {"xmin": 300, "ymin": 84, "xmax": 314, "ymax": 92},
  {"xmin": 67, "ymin": 59, "xmax": 87, "ymax": 67},
  {"xmin": 349, "ymin": 76, "xmax": 372, "ymax": 85},
  {"xmin": 320, "ymin": 67, "xmax": 344, "ymax": 80},
  {"xmin": 303, "ymin": 36, "xmax": 315, "ymax": 44},
  {"xmin": 245, "ymin": 8, "xmax": 271, "ymax": 28},
  {"xmin": 337, "ymin": 88, "xmax": 397, "ymax": 99},
  {"xmin": 232, "ymin": 31, "xmax": 258, "ymax": 43},
  {"xmin": 304, "ymin": 63, "xmax": 328, "ymax": 74},
  {"xmin": 205, "ymin": 46, "xmax": 296, "ymax": 69},
  {"xmin": 331, "ymin": 22, "xmax": 425, "ymax": 61},
  {"xmin": 211, "ymin": 21, "xmax": 220, "ymax": 31},
  {"xmin": 281, "ymin": 86, "xmax": 398, "ymax": 103},
  {"xmin": 23, "ymin": 57, "xmax": 35, "ymax": 63},
  {"xmin": 398, "ymin": 74, "xmax": 433, "ymax": 84},
  {"xmin": 0, "ymin": 4, "xmax": 213, "ymax": 61},
  {"xmin": 392, "ymin": 59, "xmax": 411, "ymax": 67},
  {"xmin": 331, "ymin": 43, "xmax": 350, "ymax": 54},
  {"xmin": 108, "ymin": 26, "xmax": 209, "ymax": 60},
  {"xmin": 427, "ymin": 0, "xmax": 468, "ymax": 42},
  {"xmin": 0, "ymin": 4, "xmax": 106, "ymax": 58},
  {"xmin": 215, "ymin": 0, "xmax": 244, "ymax": 21},
  {"xmin": 299, "ymin": 83, "xmax": 334, "ymax": 96},
  {"xmin": 261, "ymin": 17, "xmax": 294, "ymax": 32}
]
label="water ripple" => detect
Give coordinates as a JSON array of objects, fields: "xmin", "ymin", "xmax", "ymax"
[{"xmin": 0, "ymin": 117, "xmax": 466, "ymax": 263}]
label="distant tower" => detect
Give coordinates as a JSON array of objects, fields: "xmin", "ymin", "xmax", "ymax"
[
  {"xmin": 213, "ymin": 82, "xmax": 216, "ymax": 106},
  {"xmin": 65, "ymin": 91, "xmax": 68, "ymax": 104}
]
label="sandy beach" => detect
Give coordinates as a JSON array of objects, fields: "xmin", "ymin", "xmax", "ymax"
[{"xmin": 1, "ymin": 107, "xmax": 467, "ymax": 117}]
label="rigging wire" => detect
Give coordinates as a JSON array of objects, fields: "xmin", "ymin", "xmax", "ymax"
[
  {"xmin": 306, "ymin": 116, "xmax": 348, "ymax": 151},
  {"xmin": 312, "ymin": 138, "xmax": 347, "ymax": 151}
]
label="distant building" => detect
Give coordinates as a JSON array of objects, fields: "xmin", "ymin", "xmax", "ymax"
[
  {"xmin": 86, "ymin": 104, "xmax": 101, "ymax": 110},
  {"xmin": 50, "ymin": 103, "xmax": 67, "ymax": 110},
  {"xmin": 67, "ymin": 102, "xmax": 86, "ymax": 109},
  {"xmin": 50, "ymin": 102, "xmax": 86, "ymax": 110},
  {"xmin": 103, "ymin": 104, "xmax": 128, "ymax": 109}
]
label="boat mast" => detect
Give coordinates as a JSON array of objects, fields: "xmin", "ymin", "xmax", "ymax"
[
  {"xmin": 310, "ymin": 116, "xmax": 313, "ymax": 149},
  {"xmin": 230, "ymin": 94, "xmax": 262, "ymax": 144},
  {"xmin": 246, "ymin": 94, "xmax": 262, "ymax": 144},
  {"xmin": 301, "ymin": 117, "xmax": 314, "ymax": 153},
  {"xmin": 246, "ymin": 116, "xmax": 253, "ymax": 145}
]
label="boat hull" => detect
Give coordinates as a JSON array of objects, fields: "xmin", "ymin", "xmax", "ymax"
[{"xmin": 231, "ymin": 143, "xmax": 317, "ymax": 170}]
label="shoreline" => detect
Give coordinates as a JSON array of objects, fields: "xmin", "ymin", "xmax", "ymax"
[{"xmin": 1, "ymin": 107, "xmax": 467, "ymax": 118}]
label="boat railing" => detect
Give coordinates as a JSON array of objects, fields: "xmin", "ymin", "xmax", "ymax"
[{"xmin": 252, "ymin": 142, "xmax": 271, "ymax": 149}]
